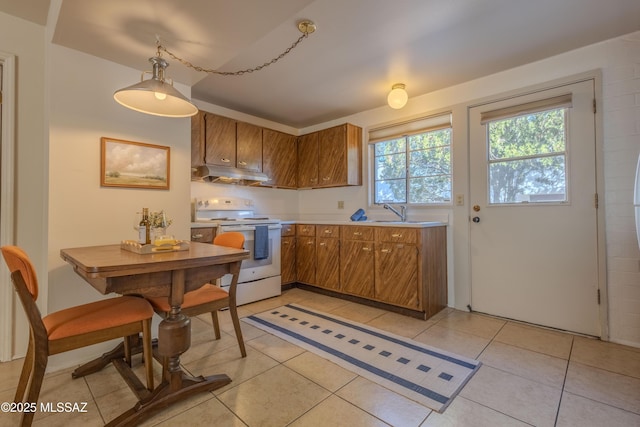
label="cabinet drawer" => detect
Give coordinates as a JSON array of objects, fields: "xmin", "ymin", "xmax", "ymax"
[
  {"xmin": 191, "ymin": 227, "xmax": 216, "ymax": 243},
  {"xmin": 375, "ymin": 227, "xmax": 417, "ymax": 244},
  {"xmin": 341, "ymin": 226, "xmax": 375, "ymax": 241},
  {"xmin": 317, "ymin": 225, "xmax": 340, "ymax": 238},
  {"xmin": 281, "ymin": 223, "xmax": 295, "ymax": 237},
  {"xmin": 297, "ymin": 224, "xmax": 316, "ymax": 237}
]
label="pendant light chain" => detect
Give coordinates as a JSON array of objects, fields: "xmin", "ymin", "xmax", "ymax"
[{"xmin": 157, "ymin": 21, "xmax": 315, "ymax": 76}]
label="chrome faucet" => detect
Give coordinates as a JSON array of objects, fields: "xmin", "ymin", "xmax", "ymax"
[{"xmin": 383, "ymin": 203, "xmax": 407, "ymax": 222}]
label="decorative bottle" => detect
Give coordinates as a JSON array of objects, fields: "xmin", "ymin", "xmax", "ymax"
[{"xmin": 138, "ymin": 208, "xmax": 151, "ymax": 245}]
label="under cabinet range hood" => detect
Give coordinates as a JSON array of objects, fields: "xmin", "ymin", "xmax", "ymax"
[{"xmin": 195, "ymin": 165, "xmax": 270, "ymax": 185}]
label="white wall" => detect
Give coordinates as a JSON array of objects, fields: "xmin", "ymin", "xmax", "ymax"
[{"xmin": 46, "ymin": 44, "xmax": 193, "ymax": 369}]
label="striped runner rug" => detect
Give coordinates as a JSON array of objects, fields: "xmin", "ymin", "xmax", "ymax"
[{"xmin": 242, "ymin": 304, "xmax": 481, "ymax": 412}]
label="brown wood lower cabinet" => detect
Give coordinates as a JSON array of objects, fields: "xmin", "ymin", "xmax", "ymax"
[
  {"xmin": 283, "ymin": 223, "xmax": 447, "ymax": 319},
  {"xmin": 296, "ymin": 225, "xmax": 316, "ymax": 285},
  {"xmin": 340, "ymin": 226, "xmax": 375, "ymax": 299},
  {"xmin": 375, "ymin": 242, "xmax": 420, "ymax": 309},
  {"xmin": 281, "ymin": 224, "xmax": 296, "ymax": 285},
  {"xmin": 190, "ymin": 227, "xmax": 216, "ymax": 243},
  {"xmin": 316, "ymin": 225, "xmax": 340, "ymax": 291}
]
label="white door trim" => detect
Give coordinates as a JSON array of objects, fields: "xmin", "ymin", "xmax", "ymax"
[
  {"xmin": 0, "ymin": 52, "xmax": 16, "ymax": 361},
  {"xmin": 464, "ymin": 70, "xmax": 608, "ymax": 339}
]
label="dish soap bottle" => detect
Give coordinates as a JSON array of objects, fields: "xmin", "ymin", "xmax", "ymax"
[{"xmin": 138, "ymin": 208, "xmax": 151, "ymax": 245}]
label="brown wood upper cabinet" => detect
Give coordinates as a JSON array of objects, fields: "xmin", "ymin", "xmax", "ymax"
[
  {"xmin": 262, "ymin": 128, "xmax": 297, "ymax": 188},
  {"xmin": 297, "ymin": 123, "xmax": 362, "ymax": 188},
  {"xmin": 191, "ymin": 112, "xmax": 262, "ymax": 172},
  {"xmin": 205, "ymin": 113, "xmax": 236, "ymax": 167},
  {"xmin": 236, "ymin": 122, "xmax": 263, "ymax": 172}
]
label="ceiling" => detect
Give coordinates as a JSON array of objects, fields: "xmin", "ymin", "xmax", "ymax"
[{"xmin": 4, "ymin": 0, "xmax": 640, "ymax": 127}]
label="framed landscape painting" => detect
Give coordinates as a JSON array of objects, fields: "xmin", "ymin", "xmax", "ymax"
[{"xmin": 100, "ymin": 137, "xmax": 170, "ymax": 189}]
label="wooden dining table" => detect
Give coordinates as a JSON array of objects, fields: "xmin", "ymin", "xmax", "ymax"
[{"xmin": 60, "ymin": 241, "xmax": 249, "ymax": 426}]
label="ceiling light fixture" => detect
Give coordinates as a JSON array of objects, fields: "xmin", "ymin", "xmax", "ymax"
[
  {"xmin": 114, "ymin": 20, "xmax": 317, "ymax": 118},
  {"xmin": 387, "ymin": 83, "xmax": 408, "ymax": 109}
]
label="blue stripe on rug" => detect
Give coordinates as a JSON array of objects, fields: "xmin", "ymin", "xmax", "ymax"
[
  {"xmin": 286, "ymin": 304, "xmax": 478, "ymax": 370},
  {"xmin": 247, "ymin": 314, "xmax": 450, "ymax": 405}
]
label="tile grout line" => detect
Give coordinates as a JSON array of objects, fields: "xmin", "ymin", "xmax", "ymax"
[{"xmin": 552, "ymin": 335, "xmax": 575, "ymax": 426}]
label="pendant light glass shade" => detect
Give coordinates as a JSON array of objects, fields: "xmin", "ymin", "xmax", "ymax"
[
  {"xmin": 114, "ymin": 57, "xmax": 198, "ymax": 118},
  {"xmin": 387, "ymin": 83, "xmax": 408, "ymax": 109}
]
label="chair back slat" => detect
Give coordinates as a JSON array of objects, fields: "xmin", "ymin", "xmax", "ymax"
[
  {"xmin": 213, "ymin": 232, "xmax": 245, "ymax": 249},
  {"xmin": 1, "ymin": 246, "xmax": 39, "ymax": 300},
  {"xmin": 10, "ymin": 270, "xmax": 49, "ymax": 352}
]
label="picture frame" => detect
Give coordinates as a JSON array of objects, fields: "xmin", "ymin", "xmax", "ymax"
[{"xmin": 100, "ymin": 137, "xmax": 170, "ymax": 190}]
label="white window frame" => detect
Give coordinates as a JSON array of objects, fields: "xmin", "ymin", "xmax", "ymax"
[
  {"xmin": 481, "ymin": 94, "xmax": 572, "ymax": 206},
  {"xmin": 368, "ymin": 113, "xmax": 453, "ymax": 207}
]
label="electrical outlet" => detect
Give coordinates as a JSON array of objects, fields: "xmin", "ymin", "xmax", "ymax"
[{"xmin": 338, "ymin": 201, "xmax": 344, "ymax": 209}]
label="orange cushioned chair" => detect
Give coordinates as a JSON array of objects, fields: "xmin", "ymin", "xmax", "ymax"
[
  {"xmin": 1, "ymin": 246, "xmax": 154, "ymax": 427},
  {"xmin": 146, "ymin": 232, "xmax": 247, "ymax": 357}
]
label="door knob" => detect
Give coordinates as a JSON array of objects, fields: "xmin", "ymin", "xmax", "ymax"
[{"xmin": 472, "ymin": 217, "xmax": 480, "ymax": 223}]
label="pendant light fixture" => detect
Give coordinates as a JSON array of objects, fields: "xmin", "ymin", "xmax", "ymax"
[
  {"xmin": 114, "ymin": 20, "xmax": 317, "ymax": 118},
  {"xmin": 114, "ymin": 55, "xmax": 198, "ymax": 117},
  {"xmin": 387, "ymin": 83, "xmax": 408, "ymax": 109}
]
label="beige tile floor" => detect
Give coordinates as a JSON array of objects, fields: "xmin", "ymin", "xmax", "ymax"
[{"xmin": 1, "ymin": 288, "xmax": 639, "ymax": 427}]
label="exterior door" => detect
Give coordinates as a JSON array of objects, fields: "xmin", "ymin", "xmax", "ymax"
[{"xmin": 469, "ymin": 80, "xmax": 601, "ymax": 336}]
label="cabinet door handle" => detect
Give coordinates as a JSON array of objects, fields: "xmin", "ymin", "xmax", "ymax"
[
  {"xmin": 391, "ymin": 233, "xmax": 402, "ymax": 238},
  {"xmin": 323, "ymin": 229, "xmax": 332, "ymax": 234},
  {"xmin": 319, "ymin": 242, "xmax": 326, "ymax": 246},
  {"xmin": 238, "ymin": 161, "xmax": 247, "ymax": 166},
  {"xmin": 362, "ymin": 247, "xmax": 372, "ymax": 251},
  {"xmin": 283, "ymin": 241, "xmax": 290, "ymax": 245},
  {"xmin": 220, "ymin": 158, "xmax": 231, "ymax": 163},
  {"xmin": 381, "ymin": 248, "xmax": 391, "ymax": 253},
  {"xmin": 192, "ymin": 234, "xmax": 203, "ymax": 239},
  {"xmin": 322, "ymin": 176, "xmax": 330, "ymax": 181},
  {"xmin": 306, "ymin": 241, "xmax": 314, "ymax": 245},
  {"xmin": 353, "ymin": 232, "xmax": 362, "ymax": 236}
]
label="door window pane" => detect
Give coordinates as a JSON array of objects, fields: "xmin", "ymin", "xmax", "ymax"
[{"xmin": 487, "ymin": 108, "xmax": 567, "ymax": 204}]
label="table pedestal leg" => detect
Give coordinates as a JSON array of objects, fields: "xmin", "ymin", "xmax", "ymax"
[{"xmin": 105, "ymin": 274, "xmax": 233, "ymax": 426}]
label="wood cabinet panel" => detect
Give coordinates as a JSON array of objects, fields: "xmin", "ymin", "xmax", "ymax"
[
  {"xmin": 281, "ymin": 236, "xmax": 297, "ymax": 285},
  {"xmin": 375, "ymin": 227, "xmax": 418, "ymax": 244},
  {"xmin": 341, "ymin": 226, "xmax": 374, "ymax": 241},
  {"xmin": 191, "ymin": 112, "xmax": 205, "ymax": 169},
  {"xmin": 236, "ymin": 122, "xmax": 262, "ymax": 172},
  {"xmin": 423, "ymin": 227, "xmax": 448, "ymax": 317},
  {"xmin": 296, "ymin": 224, "xmax": 316, "ymax": 237},
  {"xmin": 316, "ymin": 237, "xmax": 340, "ymax": 291},
  {"xmin": 341, "ymin": 239, "xmax": 374, "ymax": 298},
  {"xmin": 298, "ymin": 123, "xmax": 362, "ymax": 188},
  {"xmin": 281, "ymin": 223, "xmax": 295, "ymax": 237},
  {"xmin": 262, "ymin": 129, "xmax": 297, "ymax": 188},
  {"xmin": 296, "ymin": 236, "xmax": 316, "ymax": 284},
  {"xmin": 204, "ymin": 113, "xmax": 236, "ymax": 167},
  {"xmin": 280, "ymin": 222, "xmax": 447, "ymax": 319},
  {"xmin": 318, "ymin": 125, "xmax": 347, "ymax": 186},
  {"xmin": 375, "ymin": 243, "xmax": 420, "ymax": 309},
  {"xmin": 297, "ymin": 132, "xmax": 319, "ymax": 187},
  {"xmin": 190, "ymin": 227, "xmax": 216, "ymax": 244},
  {"xmin": 317, "ymin": 225, "xmax": 340, "ymax": 238}
]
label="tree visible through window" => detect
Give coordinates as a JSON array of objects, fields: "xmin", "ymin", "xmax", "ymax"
[
  {"xmin": 487, "ymin": 108, "xmax": 567, "ymax": 204},
  {"xmin": 373, "ymin": 128, "xmax": 452, "ymax": 204}
]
